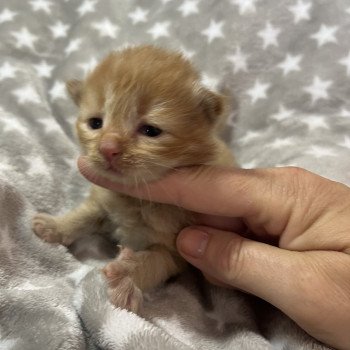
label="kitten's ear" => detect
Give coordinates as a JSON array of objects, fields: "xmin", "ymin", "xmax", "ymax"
[
  {"xmin": 66, "ymin": 79, "xmax": 83, "ymax": 106},
  {"xmin": 193, "ymin": 83, "xmax": 224, "ymax": 124}
]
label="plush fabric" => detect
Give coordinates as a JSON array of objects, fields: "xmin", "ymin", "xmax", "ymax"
[{"xmin": 1, "ymin": 0, "xmax": 349, "ymax": 348}]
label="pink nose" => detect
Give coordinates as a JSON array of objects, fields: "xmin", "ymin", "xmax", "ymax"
[{"xmin": 99, "ymin": 139, "xmax": 120, "ymax": 162}]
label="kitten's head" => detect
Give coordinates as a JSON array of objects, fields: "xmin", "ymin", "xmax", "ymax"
[{"xmin": 67, "ymin": 45, "xmax": 225, "ymax": 184}]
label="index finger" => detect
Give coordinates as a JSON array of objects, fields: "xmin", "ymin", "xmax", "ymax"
[{"xmin": 78, "ymin": 156, "xmax": 295, "ymax": 218}]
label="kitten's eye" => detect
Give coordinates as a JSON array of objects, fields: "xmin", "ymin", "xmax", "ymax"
[
  {"xmin": 138, "ymin": 124, "xmax": 162, "ymax": 137},
  {"xmin": 88, "ymin": 117, "xmax": 103, "ymax": 130}
]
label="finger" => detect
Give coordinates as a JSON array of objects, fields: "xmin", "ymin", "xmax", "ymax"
[
  {"xmin": 176, "ymin": 226, "xmax": 299, "ymax": 305},
  {"xmin": 193, "ymin": 213, "xmax": 245, "ymax": 234},
  {"xmin": 202, "ymin": 273, "xmax": 233, "ymax": 288},
  {"xmin": 78, "ymin": 156, "xmax": 304, "ymax": 219},
  {"xmin": 176, "ymin": 226, "xmax": 350, "ymax": 349}
]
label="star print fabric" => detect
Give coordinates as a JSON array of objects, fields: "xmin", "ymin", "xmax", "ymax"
[
  {"xmin": 0, "ymin": 0, "xmax": 347, "ymax": 349},
  {"xmin": 1, "ymin": 0, "xmax": 349, "ymax": 187}
]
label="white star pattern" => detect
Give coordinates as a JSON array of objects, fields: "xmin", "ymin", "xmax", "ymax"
[
  {"xmin": 49, "ymin": 21, "xmax": 70, "ymax": 39},
  {"xmin": 239, "ymin": 130, "xmax": 261, "ymax": 144},
  {"xmin": 0, "ymin": 0, "xmax": 349, "ymax": 344},
  {"xmin": 202, "ymin": 20, "xmax": 224, "ymax": 43},
  {"xmin": 33, "ymin": 60, "xmax": 55, "ymax": 78},
  {"xmin": 0, "ymin": 8, "xmax": 17, "ymax": 24},
  {"xmin": 128, "ymin": 7, "xmax": 149, "ymax": 24},
  {"xmin": 178, "ymin": 0, "xmax": 199, "ymax": 17},
  {"xmin": 227, "ymin": 47, "xmax": 249, "ymax": 73},
  {"xmin": 0, "ymin": 157, "xmax": 15, "ymax": 172},
  {"xmin": 0, "ymin": 62, "xmax": 18, "ymax": 81},
  {"xmin": 0, "ymin": 1, "xmax": 349, "ymax": 344},
  {"xmin": 2, "ymin": 118, "xmax": 28, "ymax": 134},
  {"xmin": 299, "ymin": 115, "xmax": 329, "ymax": 130},
  {"xmin": 27, "ymin": 156, "xmax": 50, "ymax": 176},
  {"xmin": 231, "ymin": 0, "xmax": 259, "ymax": 15},
  {"xmin": 12, "ymin": 85, "xmax": 41, "ymax": 105},
  {"xmin": 37, "ymin": 118, "xmax": 61, "ymax": 133},
  {"xmin": 310, "ymin": 24, "xmax": 338, "ymax": 47},
  {"xmin": 339, "ymin": 108, "xmax": 350, "ymax": 117},
  {"xmin": 246, "ymin": 79, "xmax": 271, "ymax": 104},
  {"xmin": 201, "ymin": 73, "xmax": 219, "ymax": 91},
  {"xmin": 147, "ymin": 21, "xmax": 171, "ymax": 39},
  {"xmin": 241, "ymin": 160, "xmax": 258, "ymax": 169},
  {"xmin": 339, "ymin": 136, "xmax": 350, "ymax": 149},
  {"xmin": 303, "ymin": 76, "xmax": 332, "ymax": 104},
  {"xmin": 339, "ymin": 51, "xmax": 350, "ymax": 76},
  {"xmin": 92, "ymin": 18, "xmax": 119, "ymax": 39},
  {"xmin": 267, "ymin": 138, "xmax": 294, "ymax": 148},
  {"xmin": 11, "ymin": 27, "xmax": 38, "ymax": 50},
  {"xmin": 270, "ymin": 104, "xmax": 295, "ymax": 121},
  {"xmin": 277, "ymin": 54, "xmax": 302, "ymax": 76},
  {"xmin": 180, "ymin": 46, "xmax": 195, "ymax": 59},
  {"xmin": 305, "ymin": 145, "xmax": 336, "ymax": 158},
  {"xmin": 29, "ymin": 0, "xmax": 53, "ymax": 14},
  {"xmin": 65, "ymin": 38, "xmax": 82, "ymax": 56},
  {"xmin": 49, "ymin": 81, "xmax": 67, "ymax": 101},
  {"xmin": 288, "ymin": 0, "xmax": 312, "ymax": 24},
  {"xmin": 78, "ymin": 57, "xmax": 98, "ymax": 76},
  {"xmin": 77, "ymin": 0, "xmax": 97, "ymax": 17},
  {"xmin": 0, "ymin": 338, "xmax": 18, "ymax": 350},
  {"xmin": 258, "ymin": 22, "xmax": 280, "ymax": 49}
]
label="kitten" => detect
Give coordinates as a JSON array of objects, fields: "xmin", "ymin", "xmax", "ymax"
[{"xmin": 32, "ymin": 45, "xmax": 235, "ymax": 313}]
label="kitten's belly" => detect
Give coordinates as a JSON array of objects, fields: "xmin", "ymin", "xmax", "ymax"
[
  {"xmin": 94, "ymin": 186, "xmax": 192, "ymax": 251},
  {"xmin": 109, "ymin": 210, "xmax": 183, "ymax": 252}
]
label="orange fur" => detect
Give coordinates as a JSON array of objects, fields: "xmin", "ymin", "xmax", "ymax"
[{"xmin": 33, "ymin": 45, "xmax": 235, "ymax": 313}]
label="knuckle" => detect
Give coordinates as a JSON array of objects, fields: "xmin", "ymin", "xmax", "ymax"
[
  {"xmin": 285, "ymin": 166, "xmax": 309, "ymax": 186},
  {"xmin": 218, "ymin": 236, "xmax": 246, "ymax": 284},
  {"xmin": 273, "ymin": 166, "xmax": 311, "ymax": 201}
]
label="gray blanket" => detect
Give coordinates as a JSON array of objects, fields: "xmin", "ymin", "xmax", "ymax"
[{"xmin": 1, "ymin": 0, "xmax": 349, "ymax": 349}]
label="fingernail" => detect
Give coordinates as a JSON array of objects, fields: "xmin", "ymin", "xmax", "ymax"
[{"xmin": 178, "ymin": 229, "xmax": 209, "ymax": 258}]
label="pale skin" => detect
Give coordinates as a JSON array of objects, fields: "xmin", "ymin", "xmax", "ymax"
[{"xmin": 78, "ymin": 156, "xmax": 350, "ymax": 350}]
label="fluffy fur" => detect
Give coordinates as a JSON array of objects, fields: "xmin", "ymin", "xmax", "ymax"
[{"xmin": 32, "ymin": 45, "xmax": 235, "ymax": 313}]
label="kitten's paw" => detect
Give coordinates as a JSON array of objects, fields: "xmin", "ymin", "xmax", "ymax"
[
  {"xmin": 107, "ymin": 276, "xmax": 143, "ymax": 313},
  {"xmin": 32, "ymin": 213, "xmax": 63, "ymax": 244},
  {"xmin": 103, "ymin": 260, "xmax": 143, "ymax": 313}
]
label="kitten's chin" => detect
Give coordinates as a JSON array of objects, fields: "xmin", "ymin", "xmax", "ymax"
[
  {"xmin": 78, "ymin": 156, "xmax": 166, "ymax": 186},
  {"xmin": 93, "ymin": 165, "xmax": 132, "ymax": 184}
]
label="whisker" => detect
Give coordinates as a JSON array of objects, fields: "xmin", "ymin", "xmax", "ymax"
[
  {"xmin": 139, "ymin": 165, "xmax": 186, "ymax": 214},
  {"xmin": 133, "ymin": 174, "xmax": 144, "ymax": 209},
  {"xmin": 134, "ymin": 165, "xmax": 157, "ymax": 204},
  {"xmin": 140, "ymin": 159, "xmax": 181, "ymax": 172},
  {"xmin": 141, "ymin": 176, "xmax": 153, "ymax": 204}
]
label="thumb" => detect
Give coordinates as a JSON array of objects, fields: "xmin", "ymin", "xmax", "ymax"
[
  {"xmin": 177, "ymin": 228, "xmax": 350, "ymax": 350},
  {"xmin": 176, "ymin": 226, "xmax": 302, "ymax": 309}
]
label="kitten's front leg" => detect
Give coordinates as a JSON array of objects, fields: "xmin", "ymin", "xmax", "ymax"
[
  {"xmin": 32, "ymin": 198, "xmax": 108, "ymax": 246},
  {"xmin": 103, "ymin": 245, "xmax": 186, "ymax": 313}
]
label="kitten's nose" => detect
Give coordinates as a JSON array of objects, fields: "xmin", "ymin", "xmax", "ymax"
[{"xmin": 99, "ymin": 138, "xmax": 121, "ymax": 162}]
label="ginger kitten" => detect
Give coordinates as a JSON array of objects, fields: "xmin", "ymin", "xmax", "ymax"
[{"xmin": 32, "ymin": 45, "xmax": 235, "ymax": 312}]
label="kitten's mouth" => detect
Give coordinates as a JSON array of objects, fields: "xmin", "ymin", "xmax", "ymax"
[
  {"xmin": 79, "ymin": 156, "xmax": 127, "ymax": 184},
  {"xmin": 102, "ymin": 161, "xmax": 123, "ymax": 176},
  {"xmin": 98, "ymin": 162, "xmax": 129, "ymax": 182},
  {"xmin": 79, "ymin": 155, "xmax": 168, "ymax": 186}
]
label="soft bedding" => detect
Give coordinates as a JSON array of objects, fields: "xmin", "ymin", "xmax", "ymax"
[{"xmin": 1, "ymin": 0, "xmax": 349, "ymax": 349}]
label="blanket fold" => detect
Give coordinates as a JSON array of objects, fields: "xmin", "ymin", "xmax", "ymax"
[{"xmin": 1, "ymin": 0, "xmax": 348, "ymax": 348}]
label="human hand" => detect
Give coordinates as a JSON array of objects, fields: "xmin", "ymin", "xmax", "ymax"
[{"xmin": 78, "ymin": 156, "xmax": 350, "ymax": 350}]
